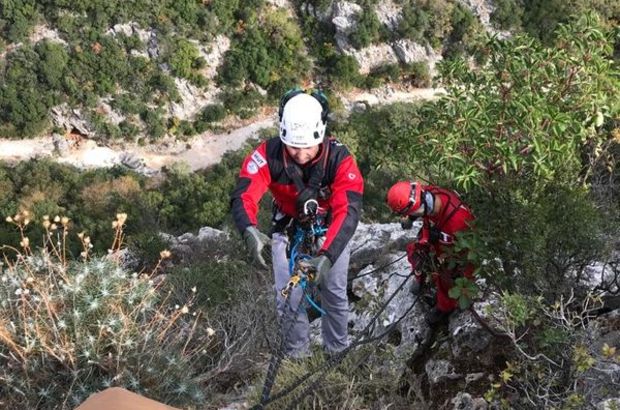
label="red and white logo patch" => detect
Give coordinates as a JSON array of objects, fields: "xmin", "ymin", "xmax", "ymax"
[{"xmin": 246, "ymin": 161, "xmax": 259, "ymax": 174}]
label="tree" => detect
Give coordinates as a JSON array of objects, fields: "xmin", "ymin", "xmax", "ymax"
[
  {"xmin": 0, "ymin": 0, "xmax": 40, "ymax": 42},
  {"xmin": 342, "ymin": 18, "xmax": 619, "ymax": 407},
  {"xmin": 217, "ymin": 8, "xmax": 309, "ymax": 93},
  {"xmin": 346, "ymin": 13, "xmax": 618, "ymax": 293},
  {"xmin": 35, "ymin": 40, "xmax": 69, "ymax": 89},
  {"xmin": 168, "ymin": 37, "xmax": 204, "ymax": 81},
  {"xmin": 397, "ymin": 13, "xmax": 617, "ymax": 193},
  {"xmin": 349, "ymin": 1, "xmax": 382, "ymax": 49},
  {"xmin": 490, "ymin": 0, "xmax": 524, "ymax": 30},
  {"xmin": 0, "ymin": 47, "xmax": 55, "ymax": 137}
]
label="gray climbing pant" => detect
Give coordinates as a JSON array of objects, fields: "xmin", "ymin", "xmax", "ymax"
[{"xmin": 271, "ymin": 233, "xmax": 350, "ymax": 358}]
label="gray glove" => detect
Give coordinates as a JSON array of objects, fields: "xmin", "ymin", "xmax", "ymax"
[
  {"xmin": 305, "ymin": 255, "xmax": 332, "ymax": 283},
  {"xmin": 243, "ymin": 226, "xmax": 271, "ymax": 269}
]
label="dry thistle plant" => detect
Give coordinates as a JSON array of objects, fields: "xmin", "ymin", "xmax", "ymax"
[
  {"xmin": 0, "ymin": 212, "xmax": 215, "ymax": 408},
  {"xmin": 110, "ymin": 212, "xmax": 128, "ymax": 254}
]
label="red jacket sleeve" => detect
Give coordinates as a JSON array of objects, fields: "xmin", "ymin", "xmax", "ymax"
[
  {"xmin": 230, "ymin": 142, "xmax": 272, "ymax": 233},
  {"xmin": 319, "ymin": 155, "xmax": 364, "ymax": 263}
]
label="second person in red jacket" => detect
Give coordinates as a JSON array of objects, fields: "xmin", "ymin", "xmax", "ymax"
[
  {"xmin": 231, "ymin": 89, "xmax": 364, "ymax": 358},
  {"xmin": 386, "ymin": 180, "xmax": 475, "ymax": 324}
]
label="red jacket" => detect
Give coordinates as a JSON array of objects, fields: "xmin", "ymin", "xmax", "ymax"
[
  {"xmin": 407, "ymin": 186, "xmax": 475, "ymax": 271},
  {"xmin": 231, "ymin": 137, "xmax": 364, "ymax": 263},
  {"xmin": 406, "ymin": 186, "xmax": 475, "ymax": 313}
]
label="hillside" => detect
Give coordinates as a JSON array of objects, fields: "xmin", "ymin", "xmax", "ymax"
[
  {"xmin": 1, "ymin": 0, "xmax": 617, "ymax": 144},
  {"xmin": 0, "ymin": 1, "xmax": 619, "ymax": 409}
]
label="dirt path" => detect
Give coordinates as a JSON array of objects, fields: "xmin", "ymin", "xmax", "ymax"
[{"xmin": 0, "ymin": 86, "xmax": 444, "ymax": 173}]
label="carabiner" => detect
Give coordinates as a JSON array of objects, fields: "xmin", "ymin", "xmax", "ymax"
[{"xmin": 281, "ymin": 274, "xmax": 301, "ymax": 298}]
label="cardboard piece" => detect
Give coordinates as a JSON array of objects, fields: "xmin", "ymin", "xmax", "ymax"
[{"xmin": 75, "ymin": 387, "xmax": 181, "ymax": 410}]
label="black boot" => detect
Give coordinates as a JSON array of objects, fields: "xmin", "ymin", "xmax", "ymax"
[
  {"xmin": 410, "ymin": 280, "xmax": 424, "ymax": 295},
  {"xmin": 410, "ymin": 274, "xmax": 426, "ymax": 295},
  {"xmin": 425, "ymin": 307, "xmax": 450, "ymax": 325}
]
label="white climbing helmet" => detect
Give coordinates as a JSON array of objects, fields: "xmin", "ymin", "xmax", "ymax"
[{"xmin": 279, "ymin": 93, "xmax": 326, "ymax": 148}]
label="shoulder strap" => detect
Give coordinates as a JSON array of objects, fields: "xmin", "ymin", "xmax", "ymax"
[
  {"xmin": 282, "ymin": 138, "xmax": 330, "ymax": 192},
  {"xmin": 431, "ymin": 188, "xmax": 465, "ymax": 230}
]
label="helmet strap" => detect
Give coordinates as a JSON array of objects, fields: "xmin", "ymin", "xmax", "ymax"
[{"xmin": 283, "ymin": 139, "xmax": 330, "ymax": 219}]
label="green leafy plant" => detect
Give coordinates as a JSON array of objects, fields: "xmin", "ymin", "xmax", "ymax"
[{"xmin": 448, "ymin": 277, "xmax": 479, "ymax": 309}]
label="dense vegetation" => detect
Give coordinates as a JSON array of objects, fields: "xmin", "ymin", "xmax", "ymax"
[
  {"xmin": 0, "ymin": 0, "xmax": 307, "ymax": 139},
  {"xmin": 2, "ymin": 0, "xmax": 617, "ymax": 140},
  {"xmin": 0, "ymin": 213, "xmax": 266, "ymax": 408},
  {"xmin": 0, "ymin": 3, "xmax": 618, "ymax": 409},
  {"xmin": 0, "ymin": 143, "xmax": 257, "ymax": 265},
  {"xmin": 336, "ymin": 13, "xmax": 620, "ymax": 408}
]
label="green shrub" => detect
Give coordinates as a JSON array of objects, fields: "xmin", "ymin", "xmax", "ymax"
[
  {"xmin": 0, "ymin": 144, "xmax": 262, "ymax": 256},
  {"xmin": 444, "ymin": 3, "xmax": 482, "ymax": 59},
  {"xmin": 397, "ymin": 0, "xmax": 454, "ymax": 49},
  {"xmin": 167, "ymin": 37, "xmax": 207, "ymax": 86},
  {"xmin": 140, "ymin": 107, "xmax": 167, "ymax": 140},
  {"xmin": 363, "ymin": 64, "xmax": 401, "ymax": 88},
  {"xmin": 485, "ymin": 291, "xmax": 607, "ymax": 408},
  {"xmin": 166, "ymin": 236, "xmax": 249, "ymax": 308},
  {"xmin": 119, "ymin": 120, "xmax": 141, "ymax": 139},
  {"xmin": 219, "ymin": 87, "xmax": 265, "ymax": 119},
  {"xmin": 0, "ymin": 0, "xmax": 40, "ymax": 42},
  {"xmin": 402, "ymin": 61, "xmax": 431, "ymax": 87},
  {"xmin": 326, "ymin": 53, "xmax": 362, "ymax": 89},
  {"xmin": 521, "ymin": 0, "xmax": 572, "ymax": 44},
  {"xmin": 208, "ymin": 0, "xmax": 242, "ymax": 33},
  {"xmin": 217, "ymin": 8, "xmax": 310, "ymax": 94},
  {"xmin": 467, "ymin": 181, "xmax": 610, "ymax": 297},
  {"xmin": 490, "ymin": 0, "xmax": 524, "ymax": 30},
  {"xmin": 361, "ymin": 62, "xmax": 432, "ymax": 89},
  {"xmin": 349, "ymin": 2, "xmax": 382, "ymax": 49},
  {"xmin": 0, "ymin": 46, "xmax": 57, "ymax": 137},
  {"xmin": 201, "ymin": 103, "xmax": 227, "ymax": 123}
]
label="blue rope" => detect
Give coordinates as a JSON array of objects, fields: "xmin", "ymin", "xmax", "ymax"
[
  {"xmin": 304, "ymin": 292, "xmax": 324, "ymax": 314},
  {"xmin": 288, "ymin": 221, "xmax": 327, "ymax": 317}
]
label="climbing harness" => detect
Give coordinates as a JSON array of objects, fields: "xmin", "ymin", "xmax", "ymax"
[{"xmin": 280, "ymin": 200, "xmax": 328, "ymax": 316}]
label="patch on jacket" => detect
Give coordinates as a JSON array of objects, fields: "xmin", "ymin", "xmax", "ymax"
[{"xmin": 251, "ymin": 151, "xmax": 267, "ymax": 168}]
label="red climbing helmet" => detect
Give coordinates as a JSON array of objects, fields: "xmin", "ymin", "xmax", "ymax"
[{"xmin": 386, "ymin": 180, "xmax": 423, "ymax": 216}]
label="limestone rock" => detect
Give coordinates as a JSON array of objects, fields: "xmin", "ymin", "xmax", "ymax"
[
  {"xmin": 350, "ymin": 44, "xmax": 399, "ymax": 75},
  {"xmin": 392, "ymin": 39, "xmax": 443, "ymax": 74},
  {"xmin": 50, "ymin": 104, "xmax": 92, "ymax": 136},
  {"xmin": 451, "ymin": 392, "xmax": 488, "ymax": 410},
  {"xmin": 449, "ymin": 304, "xmax": 494, "ymax": 357},
  {"xmin": 425, "ymin": 359, "xmax": 461, "ymax": 384},
  {"xmin": 348, "ymin": 223, "xmax": 430, "ymax": 363},
  {"xmin": 332, "ymin": 1, "xmax": 363, "ymax": 51},
  {"xmin": 52, "ymin": 133, "xmax": 71, "ymax": 157},
  {"xmin": 30, "ymin": 25, "xmax": 67, "ymax": 45},
  {"xmin": 374, "ymin": 0, "xmax": 402, "ymax": 31}
]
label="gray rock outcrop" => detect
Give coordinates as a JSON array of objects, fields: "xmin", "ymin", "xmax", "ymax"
[
  {"xmin": 51, "ymin": 104, "xmax": 92, "ymax": 136},
  {"xmin": 393, "ymin": 39, "xmax": 443, "ymax": 73},
  {"xmin": 332, "ymin": 1, "xmax": 363, "ymax": 51},
  {"xmin": 375, "ymin": 0, "xmax": 402, "ymax": 31}
]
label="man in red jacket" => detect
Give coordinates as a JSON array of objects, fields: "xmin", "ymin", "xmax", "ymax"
[
  {"xmin": 231, "ymin": 89, "xmax": 364, "ymax": 358},
  {"xmin": 386, "ymin": 180, "xmax": 475, "ymax": 324}
]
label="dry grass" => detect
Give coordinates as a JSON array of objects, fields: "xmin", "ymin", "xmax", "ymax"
[{"xmin": 0, "ymin": 211, "xmax": 213, "ymax": 408}]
